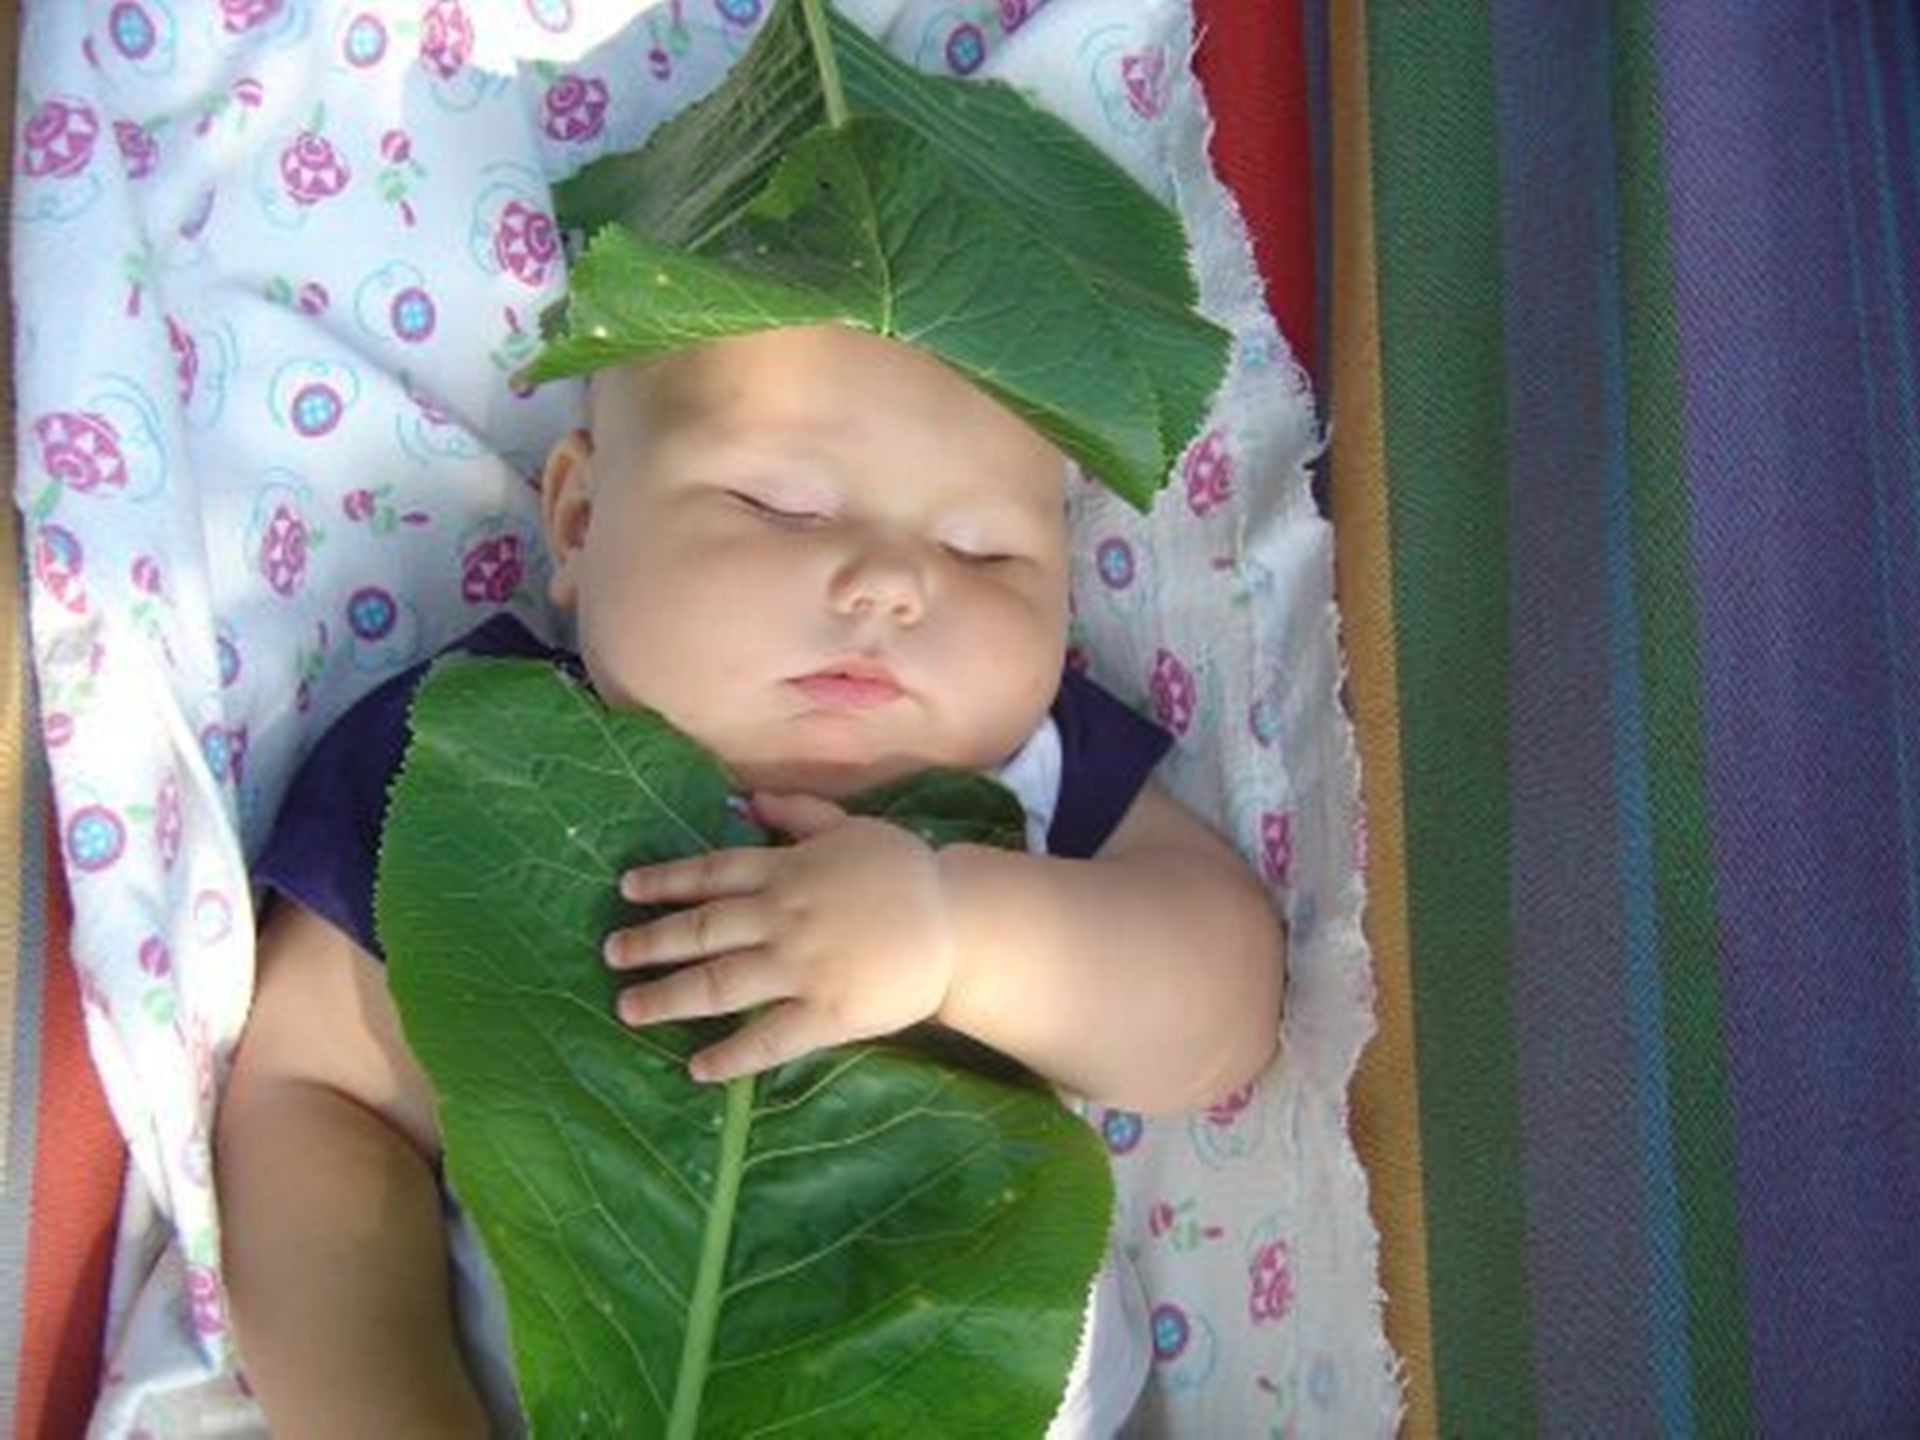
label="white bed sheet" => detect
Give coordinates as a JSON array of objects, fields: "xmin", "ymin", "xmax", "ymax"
[{"xmin": 11, "ymin": 1, "xmax": 1396, "ymax": 1433}]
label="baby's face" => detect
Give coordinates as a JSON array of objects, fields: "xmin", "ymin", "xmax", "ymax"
[{"xmin": 540, "ymin": 325, "xmax": 1070, "ymax": 798}]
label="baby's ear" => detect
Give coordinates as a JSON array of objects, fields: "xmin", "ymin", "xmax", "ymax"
[{"xmin": 539, "ymin": 427, "xmax": 594, "ymax": 610}]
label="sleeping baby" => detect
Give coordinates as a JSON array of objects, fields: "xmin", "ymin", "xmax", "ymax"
[{"xmin": 214, "ymin": 322, "xmax": 1285, "ymax": 1435}]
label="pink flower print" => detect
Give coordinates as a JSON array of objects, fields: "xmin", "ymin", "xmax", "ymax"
[
  {"xmin": 34, "ymin": 526, "xmax": 87, "ymax": 615},
  {"xmin": 421, "ymin": 1, "xmax": 475, "ymax": 80},
  {"xmin": 1260, "ymin": 811, "xmax": 1293, "ymax": 887},
  {"xmin": 347, "ymin": 586, "xmax": 399, "ymax": 642},
  {"xmin": 1100, "ymin": 1108, "xmax": 1144, "ymax": 1156},
  {"xmin": 280, "ymin": 131, "xmax": 350, "ymax": 205},
  {"xmin": 1149, "ymin": 1199, "xmax": 1227, "ymax": 1252},
  {"xmin": 1149, "ymin": 1302, "xmax": 1191, "ymax": 1363},
  {"xmin": 185, "ymin": 1266, "xmax": 229, "ymax": 1339},
  {"xmin": 999, "ymin": 0, "xmax": 1032, "ymax": 31},
  {"xmin": 106, "ymin": 2, "xmax": 161, "ymax": 60},
  {"xmin": 220, "ymin": 0, "xmax": 283, "ymax": 33},
  {"xmin": 68, "ymin": 805, "xmax": 127, "ymax": 872},
  {"xmin": 259, "ymin": 504, "xmax": 310, "ymax": 595},
  {"xmin": 131, "ymin": 554, "xmax": 163, "ymax": 595},
  {"xmin": 166, "ymin": 316, "xmax": 198, "ymax": 405},
  {"xmin": 1248, "ymin": 1238, "xmax": 1296, "ymax": 1325},
  {"xmin": 115, "ymin": 120, "xmax": 159, "ymax": 180},
  {"xmin": 544, "ymin": 73, "xmax": 609, "ymax": 143},
  {"xmin": 378, "ymin": 130, "xmax": 423, "ymax": 226},
  {"xmin": 138, "ymin": 935, "xmax": 172, "ymax": 977},
  {"xmin": 199, "ymin": 725, "xmax": 250, "ymax": 787},
  {"xmin": 495, "ymin": 200, "xmax": 558, "ymax": 285},
  {"xmin": 1204, "ymin": 1083, "xmax": 1255, "ymax": 1127},
  {"xmin": 156, "ymin": 775, "xmax": 183, "ymax": 867},
  {"xmin": 945, "ymin": 22, "xmax": 987, "ymax": 75},
  {"xmin": 343, "ymin": 12, "xmax": 389, "ymax": 68},
  {"xmin": 462, "ymin": 535, "xmax": 524, "ymax": 605},
  {"xmin": 1122, "ymin": 47, "xmax": 1170, "ymax": 121},
  {"xmin": 1149, "ymin": 648, "xmax": 1197, "ymax": 737},
  {"xmin": 1184, "ymin": 429, "xmax": 1234, "ymax": 517},
  {"xmin": 44, "ymin": 712, "xmax": 74, "ymax": 749},
  {"xmin": 1095, "ymin": 536, "xmax": 1136, "ymax": 590},
  {"xmin": 36, "ymin": 412, "xmax": 127, "ymax": 494},
  {"xmin": 289, "ymin": 382, "xmax": 344, "ymax": 437},
  {"xmin": 22, "ymin": 98, "xmax": 99, "ymax": 179},
  {"xmin": 390, "ymin": 286, "xmax": 437, "ymax": 342}
]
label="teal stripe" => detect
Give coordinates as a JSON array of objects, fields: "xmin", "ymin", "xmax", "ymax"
[
  {"xmin": 1845, "ymin": 7, "xmax": 1920, "ymax": 1044},
  {"xmin": 1617, "ymin": 1, "xmax": 1753, "ymax": 1427},
  {"xmin": 1597, "ymin": 14, "xmax": 1691, "ymax": 1434}
]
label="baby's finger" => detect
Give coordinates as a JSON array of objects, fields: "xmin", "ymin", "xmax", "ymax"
[
  {"xmin": 687, "ymin": 1003, "xmax": 834, "ymax": 1084},
  {"xmin": 616, "ymin": 950, "xmax": 787, "ymax": 1028},
  {"xmin": 605, "ymin": 896, "xmax": 766, "ymax": 969},
  {"xmin": 620, "ymin": 847, "xmax": 773, "ymax": 905}
]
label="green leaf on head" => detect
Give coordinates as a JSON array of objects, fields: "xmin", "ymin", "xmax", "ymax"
[{"xmin": 522, "ymin": 0, "xmax": 1228, "ymax": 513}]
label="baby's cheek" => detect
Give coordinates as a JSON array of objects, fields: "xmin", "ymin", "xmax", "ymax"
[{"xmin": 944, "ymin": 604, "xmax": 1062, "ymax": 761}]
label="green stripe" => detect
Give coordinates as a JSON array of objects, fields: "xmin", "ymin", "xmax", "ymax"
[
  {"xmin": 1612, "ymin": 7, "xmax": 1755, "ymax": 1433},
  {"xmin": 1367, "ymin": 8, "xmax": 1537, "ymax": 1432}
]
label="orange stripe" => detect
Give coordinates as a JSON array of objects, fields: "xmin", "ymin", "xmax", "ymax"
[
  {"xmin": 16, "ymin": 822, "xmax": 126, "ymax": 1440},
  {"xmin": 10, "ymin": 7, "xmax": 126, "ymax": 1428},
  {"xmin": 1327, "ymin": 3, "xmax": 1437, "ymax": 1432}
]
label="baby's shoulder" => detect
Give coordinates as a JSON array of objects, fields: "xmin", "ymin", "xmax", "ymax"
[{"xmin": 1045, "ymin": 666, "xmax": 1174, "ymax": 858}]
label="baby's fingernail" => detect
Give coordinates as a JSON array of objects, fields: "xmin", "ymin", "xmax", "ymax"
[
  {"xmin": 618, "ymin": 871, "xmax": 642, "ymax": 900},
  {"xmin": 603, "ymin": 935, "xmax": 624, "ymax": 967}
]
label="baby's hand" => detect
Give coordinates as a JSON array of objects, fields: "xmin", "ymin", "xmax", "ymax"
[{"xmin": 605, "ymin": 792, "xmax": 957, "ymax": 1084}]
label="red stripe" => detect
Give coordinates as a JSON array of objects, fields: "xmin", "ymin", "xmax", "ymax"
[
  {"xmin": 1192, "ymin": 0, "xmax": 1317, "ymax": 376},
  {"xmin": 16, "ymin": 815, "xmax": 124, "ymax": 1440}
]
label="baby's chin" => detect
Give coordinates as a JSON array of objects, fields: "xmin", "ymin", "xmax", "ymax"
[{"xmin": 722, "ymin": 750, "xmax": 931, "ymax": 802}]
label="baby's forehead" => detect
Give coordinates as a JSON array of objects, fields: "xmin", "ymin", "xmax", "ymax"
[{"xmin": 585, "ymin": 339, "xmax": 1071, "ymax": 514}]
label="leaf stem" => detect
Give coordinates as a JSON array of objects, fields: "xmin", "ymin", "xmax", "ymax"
[
  {"xmin": 798, "ymin": 0, "xmax": 851, "ymax": 129},
  {"xmin": 666, "ymin": 1073, "xmax": 756, "ymax": 1440}
]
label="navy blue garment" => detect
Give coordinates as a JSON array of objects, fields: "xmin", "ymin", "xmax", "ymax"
[{"xmin": 254, "ymin": 613, "xmax": 1172, "ymax": 959}]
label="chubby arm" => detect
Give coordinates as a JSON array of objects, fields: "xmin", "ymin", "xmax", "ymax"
[
  {"xmin": 934, "ymin": 782, "xmax": 1285, "ymax": 1113},
  {"xmin": 215, "ymin": 899, "xmax": 488, "ymax": 1438},
  {"xmin": 609, "ymin": 782, "xmax": 1285, "ymax": 1116}
]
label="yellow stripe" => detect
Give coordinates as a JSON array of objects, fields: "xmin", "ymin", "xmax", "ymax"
[
  {"xmin": 0, "ymin": 0, "xmax": 24, "ymax": 1188},
  {"xmin": 1328, "ymin": 3, "xmax": 1436, "ymax": 1431}
]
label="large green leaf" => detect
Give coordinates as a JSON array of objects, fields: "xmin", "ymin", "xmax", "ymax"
[
  {"xmin": 537, "ymin": 121, "xmax": 1189, "ymax": 506},
  {"xmin": 377, "ymin": 657, "xmax": 1112, "ymax": 1437},
  {"xmin": 525, "ymin": 0, "xmax": 1228, "ymax": 512}
]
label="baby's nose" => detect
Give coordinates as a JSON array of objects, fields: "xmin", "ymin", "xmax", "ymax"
[{"xmin": 829, "ymin": 543, "xmax": 927, "ymax": 622}]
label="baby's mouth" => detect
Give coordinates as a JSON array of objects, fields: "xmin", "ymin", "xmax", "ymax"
[{"xmin": 787, "ymin": 660, "xmax": 905, "ymax": 710}]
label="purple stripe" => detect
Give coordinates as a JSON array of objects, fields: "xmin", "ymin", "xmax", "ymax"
[
  {"xmin": 1489, "ymin": 10, "xmax": 1660, "ymax": 1433},
  {"xmin": 1660, "ymin": 3, "xmax": 1920, "ymax": 1426}
]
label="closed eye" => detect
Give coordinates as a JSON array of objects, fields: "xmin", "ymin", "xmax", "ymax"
[
  {"xmin": 943, "ymin": 542, "xmax": 1018, "ymax": 566},
  {"xmin": 730, "ymin": 489, "xmax": 826, "ymax": 525}
]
